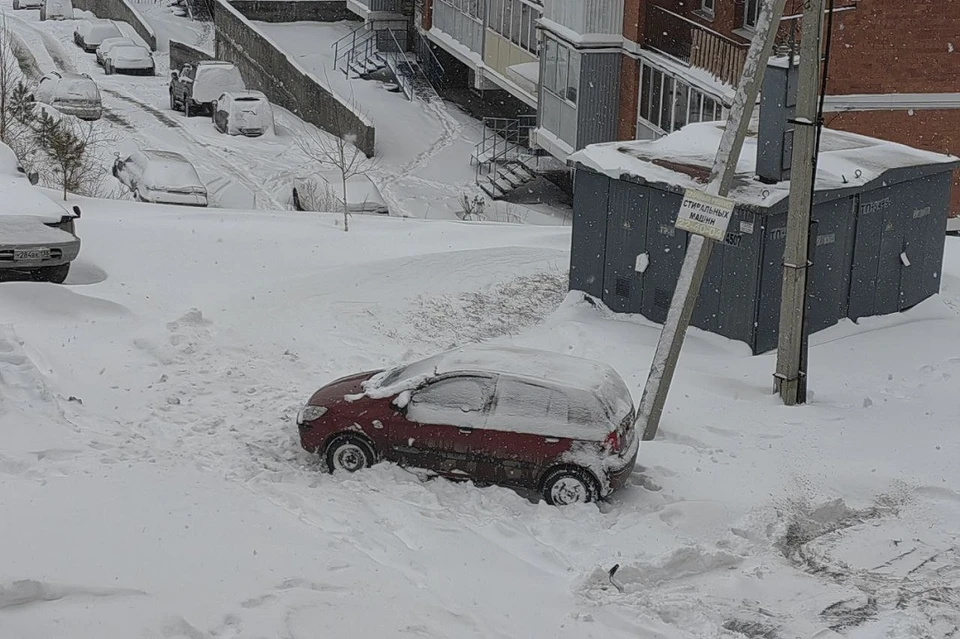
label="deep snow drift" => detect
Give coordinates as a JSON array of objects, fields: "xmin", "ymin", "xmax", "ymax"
[{"xmin": 1, "ymin": 192, "xmax": 959, "ymax": 638}]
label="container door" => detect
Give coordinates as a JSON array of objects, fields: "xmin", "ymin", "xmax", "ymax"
[
  {"xmin": 642, "ymin": 190, "xmax": 687, "ymax": 324},
  {"xmin": 570, "ymin": 171, "xmax": 610, "ymax": 299},
  {"xmin": 848, "ymin": 193, "xmax": 886, "ymax": 320},
  {"xmin": 602, "ymin": 181, "xmax": 647, "ymax": 313},
  {"xmin": 806, "ymin": 197, "xmax": 856, "ymax": 334}
]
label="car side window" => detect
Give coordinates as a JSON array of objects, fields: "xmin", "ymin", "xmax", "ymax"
[
  {"xmin": 407, "ymin": 376, "xmax": 493, "ymax": 428},
  {"xmin": 490, "ymin": 378, "xmax": 569, "ymax": 431}
]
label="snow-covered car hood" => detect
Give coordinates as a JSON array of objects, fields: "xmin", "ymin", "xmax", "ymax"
[
  {"xmin": 0, "ymin": 178, "xmax": 73, "ymax": 224},
  {"xmin": 225, "ymin": 99, "xmax": 273, "ymax": 134},
  {"xmin": 0, "ymin": 216, "xmax": 76, "ymax": 246}
]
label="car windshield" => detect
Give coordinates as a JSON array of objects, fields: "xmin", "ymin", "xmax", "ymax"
[
  {"xmin": 377, "ymin": 354, "xmax": 443, "ymax": 388},
  {"xmin": 142, "ymin": 158, "xmax": 201, "ymax": 189},
  {"xmin": 112, "ymin": 46, "xmax": 147, "ymax": 59},
  {"xmin": 58, "ymin": 78, "xmax": 97, "ymax": 99}
]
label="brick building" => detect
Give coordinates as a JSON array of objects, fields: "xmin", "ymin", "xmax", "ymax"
[{"xmin": 410, "ymin": 0, "xmax": 959, "ymax": 216}]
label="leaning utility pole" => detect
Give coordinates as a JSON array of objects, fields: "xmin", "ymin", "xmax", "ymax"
[
  {"xmin": 773, "ymin": 0, "xmax": 827, "ymax": 405},
  {"xmin": 637, "ymin": 0, "xmax": 788, "ymax": 442}
]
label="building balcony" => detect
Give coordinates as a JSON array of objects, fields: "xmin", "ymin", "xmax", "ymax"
[
  {"xmin": 644, "ymin": 5, "xmax": 749, "ymax": 87},
  {"xmin": 541, "ymin": 0, "xmax": 623, "ymax": 40}
]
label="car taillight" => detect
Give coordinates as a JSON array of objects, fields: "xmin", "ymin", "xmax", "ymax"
[{"xmin": 605, "ymin": 430, "xmax": 622, "ymax": 453}]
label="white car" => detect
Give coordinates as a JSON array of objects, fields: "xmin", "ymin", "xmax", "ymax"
[
  {"xmin": 13, "ymin": 0, "xmax": 44, "ymax": 10},
  {"xmin": 31, "ymin": 71, "xmax": 102, "ymax": 121},
  {"xmin": 103, "ymin": 44, "xmax": 155, "ymax": 76},
  {"xmin": 211, "ymin": 91, "xmax": 274, "ymax": 137},
  {"xmin": 74, "ymin": 20, "xmax": 122, "ymax": 53},
  {"xmin": 39, "ymin": 0, "xmax": 72, "ymax": 20},
  {"xmin": 0, "ymin": 141, "xmax": 81, "ymax": 284},
  {"xmin": 112, "ymin": 150, "xmax": 208, "ymax": 207},
  {"xmin": 96, "ymin": 36, "xmax": 135, "ymax": 65},
  {"xmin": 292, "ymin": 171, "xmax": 389, "ymax": 215}
]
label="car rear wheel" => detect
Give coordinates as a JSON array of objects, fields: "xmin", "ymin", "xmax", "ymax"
[
  {"xmin": 541, "ymin": 467, "xmax": 600, "ymax": 506},
  {"xmin": 169, "ymin": 91, "xmax": 176, "ymax": 110},
  {"xmin": 325, "ymin": 435, "xmax": 375, "ymax": 473},
  {"xmin": 30, "ymin": 263, "xmax": 70, "ymax": 284},
  {"xmin": 104, "ymin": 62, "xmax": 114, "ymax": 75}
]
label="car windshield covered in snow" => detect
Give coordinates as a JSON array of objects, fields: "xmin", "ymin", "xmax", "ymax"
[
  {"xmin": 192, "ymin": 63, "xmax": 245, "ymax": 103},
  {"xmin": 140, "ymin": 151, "xmax": 203, "ymax": 190},
  {"xmin": 87, "ymin": 22, "xmax": 122, "ymax": 43},
  {"xmin": 110, "ymin": 45, "xmax": 150, "ymax": 62}
]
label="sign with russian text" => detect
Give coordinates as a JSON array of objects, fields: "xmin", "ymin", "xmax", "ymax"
[{"xmin": 674, "ymin": 189, "xmax": 736, "ymax": 242}]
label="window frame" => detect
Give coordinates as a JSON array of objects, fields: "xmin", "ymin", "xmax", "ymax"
[
  {"xmin": 744, "ymin": 0, "xmax": 761, "ymax": 30},
  {"xmin": 700, "ymin": 0, "xmax": 715, "ymax": 16},
  {"xmin": 636, "ymin": 60, "xmax": 726, "ymax": 137},
  {"xmin": 541, "ymin": 35, "xmax": 579, "ymax": 107}
]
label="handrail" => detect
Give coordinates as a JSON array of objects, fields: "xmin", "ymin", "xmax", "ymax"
[
  {"xmin": 384, "ymin": 27, "xmax": 416, "ymax": 100},
  {"xmin": 648, "ymin": 5, "xmax": 749, "ymax": 48},
  {"xmin": 415, "ymin": 31, "xmax": 444, "ymax": 89}
]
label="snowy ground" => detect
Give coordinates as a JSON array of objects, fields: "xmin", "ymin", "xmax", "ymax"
[{"xmin": 1, "ymin": 187, "xmax": 959, "ymax": 638}]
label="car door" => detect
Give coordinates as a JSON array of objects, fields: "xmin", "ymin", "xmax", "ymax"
[
  {"xmin": 398, "ymin": 374, "xmax": 495, "ymax": 478},
  {"xmin": 484, "ymin": 377, "xmax": 573, "ymax": 488}
]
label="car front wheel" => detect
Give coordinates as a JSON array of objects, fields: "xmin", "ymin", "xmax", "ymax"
[
  {"xmin": 325, "ymin": 435, "xmax": 375, "ymax": 473},
  {"xmin": 541, "ymin": 467, "xmax": 600, "ymax": 506},
  {"xmin": 30, "ymin": 263, "xmax": 70, "ymax": 284}
]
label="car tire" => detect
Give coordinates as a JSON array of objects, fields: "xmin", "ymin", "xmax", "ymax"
[
  {"xmin": 169, "ymin": 91, "xmax": 177, "ymax": 110},
  {"xmin": 325, "ymin": 435, "xmax": 376, "ymax": 473},
  {"xmin": 13, "ymin": 0, "xmax": 20, "ymax": 10},
  {"xmin": 133, "ymin": 189, "xmax": 144, "ymax": 202},
  {"xmin": 541, "ymin": 466, "xmax": 600, "ymax": 506},
  {"xmin": 104, "ymin": 62, "xmax": 114, "ymax": 75},
  {"xmin": 183, "ymin": 99, "xmax": 191, "ymax": 117},
  {"xmin": 30, "ymin": 263, "xmax": 70, "ymax": 284}
]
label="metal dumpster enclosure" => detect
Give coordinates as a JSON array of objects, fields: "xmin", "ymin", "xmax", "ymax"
[{"xmin": 568, "ymin": 120, "xmax": 958, "ymax": 355}]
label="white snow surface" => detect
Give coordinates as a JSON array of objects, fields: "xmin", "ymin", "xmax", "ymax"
[
  {"xmin": 2, "ymin": 188, "xmax": 960, "ymax": 637},
  {"xmin": 571, "ymin": 121, "xmax": 960, "ymax": 208}
]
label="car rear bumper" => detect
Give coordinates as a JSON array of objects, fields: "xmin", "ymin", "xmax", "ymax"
[
  {"xmin": 55, "ymin": 103, "xmax": 102, "ymax": 120},
  {"xmin": 603, "ymin": 449, "xmax": 638, "ymax": 496}
]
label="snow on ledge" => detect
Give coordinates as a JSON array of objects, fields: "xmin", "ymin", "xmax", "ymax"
[{"xmin": 570, "ymin": 121, "xmax": 960, "ymax": 209}]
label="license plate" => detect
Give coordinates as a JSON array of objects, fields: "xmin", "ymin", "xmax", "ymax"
[{"xmin": 14, "ymin": 247, "xmax": 51, "ymax": 261}]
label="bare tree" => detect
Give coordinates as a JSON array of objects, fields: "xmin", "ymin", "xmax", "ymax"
[
  {"xmin": 0, "ymin": 13, "xmax": 19, "ymax": 144},
  {"xmin": 296, "ymin": 78, "xmax": 377, "ymax": 232},
  {"xmin": 39, "ymin": 115, "xmax": 109, "ymax": 200}
]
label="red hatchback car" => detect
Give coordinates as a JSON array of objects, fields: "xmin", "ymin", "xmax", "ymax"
[{"xmin": 296, "ymin": 346, "xmax": 638, "ymax": 505}]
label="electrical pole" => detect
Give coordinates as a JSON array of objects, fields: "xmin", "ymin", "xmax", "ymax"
[
  {"xmin": 773, "ymin": 0, "xmax": 827, "ymax": 405},
  {"xmin": 637, "ymin": 0, "xmax": 788, "ymax": 442}
]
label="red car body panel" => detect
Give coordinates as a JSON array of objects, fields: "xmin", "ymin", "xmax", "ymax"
[{"xmin": 299, "ymin": 368, "xmax": 638, "ymax": 499}]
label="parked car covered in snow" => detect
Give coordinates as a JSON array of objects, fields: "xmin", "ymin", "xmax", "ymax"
[
  {"xmin": 112, "ymin": 149, "xmax": 208, "ymax": 207},
  {"xmin": 211, "ymin": 90, "xmax": 273, "ymax": 137},
  {"xmin": 296, "ymin": 345, "xmax": 639, "ymax": 505},
  {"xmin": 74, "ymin": 20, "xmax": 122, "ymax": 53},
  {"xmin": 13, "ymin": 0, "xmax": 44, "ymax": 10},
  {"xmin": 292, "ymin": 171, "xmax": 389, "ymax": 215},
  {"xmin": 169, "ymin": 61, "xmax": 245, "ymax": 116},
  {"xmin": 95, "ymin": 36, "xmax": 135, "ymax": 65},
  {"xmin": 30, "ymin": 71, "xmax": 102, "ymax": 121},
  {"xmin": 39, "ymin": 0, "xmax": 73, "ymax": 20},
  {"xmin": 0, "ymin": 143, "xmax": 81, "ymax": 284},
  {"xmin": 103, "ymin": 44, "xmax": 154, "ymax": 76}
]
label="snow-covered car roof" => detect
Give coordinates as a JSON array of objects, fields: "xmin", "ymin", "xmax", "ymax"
[
  {"xmin": 98, "ymin": 36, "xmax": 135, "ymax": 51},
  {"xmin": 109, "ymin": 45, "xmax": 151, "ymax": 61},
  {"xmin": 137, "ymin": 150, "xmax": 203, "ymax": 189},
  {"xmin": 220, "ymin": 90, "xmax": 267, "ymax": 102},
  {"xmin": 87, "ymin": 22, "xmax": 122, "ymax": 40},
  {"xmin": 365, "ymin": 345, "xmax": 634, "ymax": 421},
  {"xmin": 0, "ymin": 142, "xmax": 24, "ymax": 177},
  {"xmin": 192, "ymin": 63, "xmax": 245, "ymax": 103}
]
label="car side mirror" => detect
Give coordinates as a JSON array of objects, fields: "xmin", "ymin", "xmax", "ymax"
[
  {"xmin": 72, "ymin": 205, "xmax": 81, "ymax": 218},
  {"xmin": 28, "ymin": 171, "xmax": 39, "ymax": 185}
]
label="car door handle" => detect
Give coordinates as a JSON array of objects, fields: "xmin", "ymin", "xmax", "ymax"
[{"xmin": 458, "ymin": 428, "xmax": 473, "ymax": 434}]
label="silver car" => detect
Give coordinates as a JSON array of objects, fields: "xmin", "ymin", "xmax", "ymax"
[
  {"xmin": 0, "ymin": 144, "xmax": 81, "ymax": 284},
  {"xmin": 31, "ymin": 71, "xmax": 102, "ymax": 121},
  {"xmin": 112, "ymin": 149, "xmax": 208, "ymax": 207}
]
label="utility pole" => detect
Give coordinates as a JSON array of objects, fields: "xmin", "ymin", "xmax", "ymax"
[
  {"xmin": 774, "ymin": 0, "xmax": 827, "ymax": 405},
  {"xmin": 638, "ymin": 0, "xmax": 788, "ymax": 442}
]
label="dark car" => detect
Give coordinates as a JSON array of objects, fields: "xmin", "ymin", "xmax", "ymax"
[
  {"xmin": 296, "ymin": 346, "xmax": 638, "ymax": 506},
  {"xmin": 169, "ymin": 61, "xmax": 245, "ymax": 117}
]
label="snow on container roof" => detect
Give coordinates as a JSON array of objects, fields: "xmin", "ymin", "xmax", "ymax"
[{"xmin": 569, "ymin": 121, "xmax": 960, "ymax": 209}]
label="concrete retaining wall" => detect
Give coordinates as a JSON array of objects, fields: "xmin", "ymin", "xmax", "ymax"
[
  {"xmin": 228, "ymin": 0, "xmax": 355, "ymax": 22},
  {"xmin": 213, "ymin": 0, "xmax": 376, "ymax": 156},
  {"xmin": 169, "ymin": 40, "xmax": 214, "ymax": 72},
  {"xmin": 71, "ymin": 0, "xmax": 158, "ymax": 51}
]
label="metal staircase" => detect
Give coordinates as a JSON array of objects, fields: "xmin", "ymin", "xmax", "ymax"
[{"xmin": 470, "ymin": 116, "xmax": 539, "ymax": 199}]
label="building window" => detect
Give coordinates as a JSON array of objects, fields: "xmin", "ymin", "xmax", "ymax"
[
  {"xmin": 744, "ymin": 0, "xmax": 761, "ymax": 29},
  {"xmin": 541, "ymin": 36, "xmax": 579, "ymax": 105},
  {"xmin": 701, "ymin": 0, "xmax": 715, "ymax": 15},
  {"xmin": 637, "ymin": 61, "xmax": 724, "ymax": 136},
  {"xmin": 487, "ymin": 0, "xmax": 540, "ymax": 55}
]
